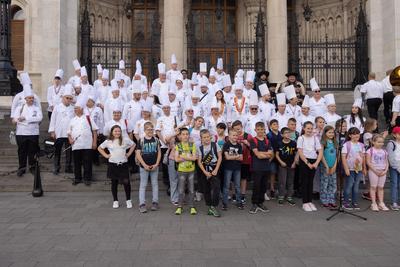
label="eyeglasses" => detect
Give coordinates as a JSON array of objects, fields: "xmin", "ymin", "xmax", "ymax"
[
  {"xmin": 145, "ymin": 128, "xmax": 154, "ymax": 131},
  {"xmin": 315, "ymin": 90, "xmax": 321, "ymax": 93}
]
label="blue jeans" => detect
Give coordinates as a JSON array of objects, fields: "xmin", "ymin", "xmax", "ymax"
[
  {"xmin": 139, "ymin": 167, "xmax": 159, "ymax": 206},
  {"xmin": 168, "ymin": 160, "xmax": 179, "ymax": 203},
  {"xmin": 390, "ymin": 167, "xmax": 400, "ymax": 204},
  {"xmin": 223, "ymin": 169, "xmax": 241, "ymax": 205},
  {"xmin": 344, "ymin": 171, "xmax": 362, "ymax": 204}
]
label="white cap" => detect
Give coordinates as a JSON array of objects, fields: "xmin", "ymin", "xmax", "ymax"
[
  {"xmin": 222, "ymin": 75, "xmax": 232, "ymax": 87},
  {"xmin": 75, "ymin": 95, "xmax": 88, "ymax": 109},
  {"xmin": 114, "ymin": 70, "xmax": 123, "ymax": 81},
  {"xmin": 72, "ymin": 59, "xmax": 81, "ymax": 70},
  {"xmin": 102, "ymin": 69, "xmax": 109, "ymax": 80},
  {"xmin": 249, "ymin": 96, "xmax": 259, "ymax": 107},
  {"xmin": 23, "ymin": 84, "xmax": 33, "ymax": 98},
  {"xmin": 80, "ymin": 66, "xmax": 88, "ymax": 77},
  {"xmin": 97, "ymin": 64, "xmax": 103, "ymax": 74},
  {"xmin": 111, "ymin": 80, "xmax": 119, "ymax": 92},
  {"xmin": 199, "ymin": 76, "xmax": 209, "ymax": 87},
  {"xmin": 310, "ymin": 78, "xmax": 320, "ymax": 92},
  {"xmin": 199, "ymin": 62, "xmax": 207, "ymax": 73},
  {"xmin": 119, "ymin": 60, "xmax": 125, "ymax": 70},
  {"xmin": 276, "ymin": 93, "xmax": 286, "ymax": 106},
  {"xmin": 302, "ymin": 95, "xmax": 311, "ymax": 108},
  {"xmin": 284, "ymin": 85, "xmax": 297, "ymax": 100},
  {"xmin": 158, "ymin": 63, "xmax": 166, "ymax": 74},
  {"xmin": 142, "ymin": 99, "xmax": 153, "ymax": 112},
  {"xmin": 135, "ymin": 60, "xmax": 142, "ymax": 75},
  {"xmin": 235, "ymin": 69, "xmax": 244, "ymax": 79},
  {"xmin": 62, "ymin": 84, "xmax": 74, "ymax": 96},
  {"xmin": 259, "ymin": 83, "xmax": 270, "ymax": 96},
  {"xmin": 191, "ymin": 72, "xmax": 198, "ymax": 83},
  {"xmin": 131, "ymin": 80, "xmax": 142, "ymax": 94},
  {"xmin": 245, "ymin": 71, "xmax": 255, "ymax": 83},
  {"xmin": 171, "ymin": 54, "xmax": 177, "ymax": 64},
  {"xmin": 209, "ymin": 67, "xmax": 216, "ymax": 77},
  {"xmin": 73, "ymin": 79, "xmax": 81, "ymax": 88},
  {"xmin": 217, "ymin": 58, "xmax": 223, "ymax": 70},
  {"xmin": 55, "ymin": 69, "xmax": 64, "ymax": 79},
  {"xmin": 324, "ymin": 93, "xmax": 336, "ymax": 105},
  {"xmin": 168, "ymin": 84, "xmax": 177, "ymax": 95},
  {"xmin": 175, "ymin": 73, "xmax": 183, "ymax": 82},
  {"xmin": 20, "ymin": 72, "xmax": 32, "ymax": 85},
  {"xmin": 353, "ymin": 98, "xmax": 363, "ymax": 109}
]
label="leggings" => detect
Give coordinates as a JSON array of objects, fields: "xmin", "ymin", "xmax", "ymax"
[
  {"xmin": 368, "ymin": 169, "xmax": 386, "ymax": 188},
  {"xmin": 111, "ymin": 179, "xmax": 131, "ymax": 201},
  {"xmin": 299, "ymin": 159, "xmax": 317, "ymax": 203}
]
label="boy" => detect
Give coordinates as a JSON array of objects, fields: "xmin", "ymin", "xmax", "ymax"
[
  {"xmin": 323, "ymin": 94, "xmax": 341, "ymax": 127},
  {"xmin": 266, "ymin": 119, "xmax": 282, "ymax": 199},
  {"xmin": 222, "ymin": 129, "xmax": 243, "ymax": 210},
  {"xmin": 175, "ymin": 128, "xmax": 197, "ymax": 215},
  {"xmin": 287, "ymin": 118, "xmax": 300, "ymax": 141},
  {"xmin": 249, "ymin": 122, "xmax": 274, "ymax": 214},
  {"xmin": 197, "ymin": 129, "xmax": 223, "ymax": 217},
  {"xmin": 136, "ymin": 122, "xmax": 162, "ymax": 213},
  {"xmin": 275, "ymin": 127, "xmax": 297, "ymax": 205}
]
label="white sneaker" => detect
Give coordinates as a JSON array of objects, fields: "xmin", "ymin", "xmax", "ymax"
[
  {"xmin": 195, "ymin": 192, "xmax": 202, "ymax": 202},
  {"xmin": 309, "ymin": 202, "xmax": 317, "ymax": 211},
  {"xmin": 113, "ymin": 201, "xmax": 119, "ymax": 209},
  {"xmin": 302, "ymin": 203, "xmax": 312, "ymax": 212},
  {"xmin": 126, "ymin": 200, "xmax": 132, "ymax": 209},
  {"xmin": 264, "ymin": 193, "xmax": 270, "ymax": 201}
]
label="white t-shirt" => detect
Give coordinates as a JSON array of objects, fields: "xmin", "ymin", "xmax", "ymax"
[
  {"xmin": 297, "ymin": 135, "xmax": 321, "ymax": 159},
  {"xmin": 360, "ymin": 80, "xmax": 385, "ymax": 99},
  {"xmin": 392, "ymin": 95, "xmax": 400, "ymax": 113},
  {"xmin": 99, "ymin": 138, "xmax": 134, "ymax": 164}
]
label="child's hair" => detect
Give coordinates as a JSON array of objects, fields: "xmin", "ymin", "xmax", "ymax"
[
  {"xmin": 320, "ymin": 125, "xmax": 338, "ymax": 148},
  {"xmin": 280, "ymin": 127, "xmax": 290, "ymax": 134},
  {"xmin": 335, "ymin": 118, "xmax": 346, "ymax": 133},
  {"xmin": 371, "ymin": 133, "xmax": 384, "ymax": 145},
  {"xmin": 364, "ymin": 118, "xmax": 377, "ymax": 133},
  {"xmin": 179, "ymin": 127, "xmax": 189, "ymax": 134},
  {"xmin": 288, "ymin": 117, "xmax": 297, "ymax": 124},
  {"xmin": 143, "ymin": 121, "xmax": 153, "ymax": 130},
  {"xmin": 194, "ymin": 116, "xmax": 204, "ymax": 122},
  {"xmin": 153, "ymin": 95, "xmax": 161, "ymax": 105},
  {"xmin": 350, "ymin": 106, "xmax": 365, "ymax": 127},
  {"xmin": 315, "ymin": 116, "xmax": 325, "ymax": 124},
  {"xmin": 231, "ymin": 120, "xmax": 242, "ymax": 128},
  {"xmin": 269, "ymin": 119, "xmax": 278, "ymax": 126},
  {"xmin": 200, "ymin": 129, "xmax": 210, "ymax": 137},
  {"xmin": 216, "ymin": 122, "xmax": 227, "ymax": 130},
  {"xmin": 255, "ymin": 121, "xmax": 265, "ymax": 129},
  {"xmin": 109, "ymin": 125, "xmax": 123, "ymax": 145},
  {"xmin": 393, "ymin": 86, "xmax": 400, "ymax": 94},
  {"xmin": 346, "ymin": 127, "xmax": 361, "ymax": 141},
  {"xmin": 303, "ymin": 121, "xmax": 314, "ymax": 129},
  {"xmin": 228, "ymin": 128, "xmax": 238, "ymax": 135}
]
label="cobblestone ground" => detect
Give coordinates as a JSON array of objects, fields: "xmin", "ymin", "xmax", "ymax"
[{"xmin": 1, "ymin": 191, "xmax": 400, "ymax": 267}]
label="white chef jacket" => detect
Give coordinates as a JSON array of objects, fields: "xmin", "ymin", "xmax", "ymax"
[
  {"xmin": 285, "ymin": 104, "xmax": 302, "ymax": 120},
  {"xmin": 297, "ymin": 114, "xmax": 315, "ymax": 133},
  {"xmin": 104, "ymin": 96, "xmax": 125, "ymax": 123},
  {"xmin": 205, "ymin": 115, "xmax": 225, "ymax": 136},
  {"xmin": 309, "ymin": 97, "xmax": 327, "ymax": 117},
  {"xmin": 258, "ymin": 100, "xmax": 276, "ymax": 124},
  {"xmin": 208, "ymin": 82, "xmax": 222, "ymax": 97},
  {"xmin": 48, "ymin": 103, "xmax": 75, "ymax": 138},
  {"xmin": 85, "ymin": 106, "xmax": 104, "ymax": 135},
  {"xmin": 168, "ymin": 99, "xmax": 182, "ymax": 121},
  {"xmin": 103, "ymin": 119, "xmax": 129, "ymax": 139},
  {"xmin": 97, "ymin": 85, "xmax": 111, "ymax": 107},
  {"xmin": 47, "ymin": 85, "xmax": 64, "ymax": 112},
  {"xmin": 67, "ymin": 115, "xmax": 98, "ymax": 150},
  {"xmin": 271, "ymin": 112, "xmax": 290, "ymax": 130},
  {"xmin": 243, "ymin": 88, "xmax": 258, "ymax": 101},
  {"xmin": 244, "ymin": 113, "xmax": 266, "ymax": 137},
  {"xmin": 155, "ymin": 115, "xmax": 176, "ymax": 148},
  {"xmin": 324, "ymin": 112, "xmax": 342, "ymax": 127},
  {"xmin": 360, "ymin": 80, "xmax": 385, "ymax": 99},
  {"xmin": 166, "ymin": 69, "xmax": 181, "ymax": 83},
  {"xmin": 122, "ymin": 100, "xmax": 143, "ymax": 132},
  {"xmin": 14, "ymin": 104, "xmax": 43, "ymax": 135},
  {"xmin": 93, "ymin": 79, "xmax": 102, "ymax": 91},
  {"xmin": 223, "ymin": 91, "xmax": 234, "ymax": 104},
  {"xmin": 226, "ymin": 96, "xmax": 250, "ymax": 124},
  {"xmin": 81, "ymin": 83, "xmax": 96, "ymax": 98},
  {"xmin": 11, "ymin": 92, "xmax": 41, "ymax": 119}
]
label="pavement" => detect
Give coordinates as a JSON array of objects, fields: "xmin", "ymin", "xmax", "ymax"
[{"xmin": 1, "ymin": 192, "xmax": 400, "ymax": 267}]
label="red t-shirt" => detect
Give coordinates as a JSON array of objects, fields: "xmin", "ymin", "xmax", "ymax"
[{"xmin": 237, "ymin": 132, "xmax": 253, "ymax": 165}]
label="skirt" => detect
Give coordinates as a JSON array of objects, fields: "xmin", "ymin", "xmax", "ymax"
[{"xmin": 107, "ymin": 162, "xmax": 130, "ymax": 182}]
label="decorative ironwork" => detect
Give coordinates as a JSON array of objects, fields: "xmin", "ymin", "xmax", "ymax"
[
  {"xmin": 80, "ymin": 0, "xmax": 92, "ymax": 82},
  {"xmin": 303, "ymin": 0, "xmax": 313, "ymax": 22},
  {"xmin": 254, "ymin": 2, "xmax": 266, "ymax": 73},
  {"xmin": 215, "ymin": 0, "xmax": 223, "ymax": 20}
]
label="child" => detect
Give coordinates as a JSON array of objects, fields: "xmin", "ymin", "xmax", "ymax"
[
  {"xmin": 297, "ymin": 121, "xmax": 323, "ymax": 212},
  {"xmin": 323, "ymin": 94, "xmax": 341, "ymax": 127},
  {"xmin": 136, "ymin": 122, "xmax": 162, "ymax": 213},
  {"xmin": 175, "ymin": 128, "xmax": 197, "ymax": 215},
  {"xmin": 190, "ymin": 116, "xmax": 204, "ymax": 149},
  {"xmin": 345, "ymin": 99, "xmax": 365, "ymax": 133},
  {"xmin": 335, "ymin": 118, "xmax": 347, "ymax": 148},
  {"xmin": 98, "ymin": 125, "xmax": 135, "ymax": 208},
  {"xmin": 341, "ymin": 127, "xmax": 367, "ymax": 210},
  {"xmin": 313, "ymin": 116, "xmax": 326, "ymax": 141},
  {"xmin": 388, "ymin": 126, "xmax": 400, "ymax": 210},
  {"xmin": 363, "ymin": 118, "xmax": 378, "ymax": 148},
  {"xmin": 267, "ymin": 119, "xmax": 282, "ymax": 200},
  {"xmin": 275, "ymin": 127, "xmax": 297, "ymax": 206},
  {"xmin": 249, "ymin": 122, "xmax": 274, "ymax": 214},
  {"xmin": 320, "ymin": 126, "xmax": 338, "ymax": 209},
  {"xmin": 287, "ymin": 118, "xmax": 299, "ymax": 141},
  {"xmin": 215, "ymin": 122, "xmax": 227, "ymax": 148},
  {"xmin": 197, "ymin": 129, "xmax": 223, "ymax": 217},
  {"xmin": 366, "ymin": 134, "xmax": 389, "ymax": 211},
  {"xmin": 390, "ymin": 86, "xmax": 400, "ymax": 127},
  {"xmin": 222, "ymin": 129, "xmax": 243, "ymax": 210}
]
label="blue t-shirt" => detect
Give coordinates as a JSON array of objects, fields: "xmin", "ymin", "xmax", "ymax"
[{"xmin": 323, "ymin": 140, "xmax": 337, "ymax": 168}]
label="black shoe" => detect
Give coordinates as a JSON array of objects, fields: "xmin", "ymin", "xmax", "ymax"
[
  {"xmin": 29, "ymin": 165, "xmax": 35, "ymax": 174},
  {"xmin": 222, "ymin": 203, "xmax": 228, "ymax": 211},
  {"xmin": 236, "ymin": 203, "xmax": 244, "ymax": 210},
  {"xmin": 65, "ymin": 166, "xmax": 73, "ymax": 173},
  {"xmin": 249, "ymin": 204, "xmax": 258, "ymax": 214},
  {"xmin": 84, "ymin": 180, "xmax": 91, "ymax": 186},
  {"xmin": 17, "ymin": 168, "xmax": 25, "ymax": 177},
  {"xmin": 53, "ymin": 167, "xmax": 60, "ymax": 175},
  {"xmin": 257, "ymin": 204, "xmax": 269, "ymax": 213},
  {"xmin": 270, "ymin": 190, "xmax": 275, "ymax": 199},
  {"xmin": 72, "ymin": 179, "xmax": 82, "ymax": 185}
]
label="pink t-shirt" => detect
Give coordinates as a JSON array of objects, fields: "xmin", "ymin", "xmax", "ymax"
[
  {"xmin": 366, "ymin": 148, "xmax": 387, "ymax": 170},
  {"xmin": 342, "ymin": 141, "xmax": 365, "ymax": 171}
]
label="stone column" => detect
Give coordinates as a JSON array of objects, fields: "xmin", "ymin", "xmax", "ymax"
[
  {"xmin": 163, "ymin": 0, "xmax": 184, "ymax": 67},
  {"xmin": 267, "ymin": 0, "xmax": 288, "ymax": 82}
]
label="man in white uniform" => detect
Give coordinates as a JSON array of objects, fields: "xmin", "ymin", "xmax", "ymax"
[
  {"xmin": 118, "ymin": 60, "xmax": 131, "ymax": 88},
  {"xmin": 244, "ymin": 97, "xmax": 265, "ymax": 136},
  {"xmin": 47, "ymin": 69, "xmax": 64, "ymax": 119},
  {"xmin": 80, "ymin": 66, "xmax": 96, "ymax": 97},
  {"xmin": 166, "ymin": 54, "xmax": 181, "ymax": 83},
  {"xmin": 309, "ymin": 78, "xmax": 327, "ymax": 117},
  {"xmin": 205, "ymin": 98, "xmax": 225, "ymax": 136},
  {"xmin": 93, "ymin": 64, "xmax": 103, "ymax": 91},
  {"xmin": 284, "ymin": 85, "xmax": 302, "ymax": 120},
  {"xmin": 104, "ymin": 81, "xmax": 126, "ymax": 123},
  {"xmin": 258, "ymin": 83, "xmax": 276, "ymax": 125},
  {"xmin": 68, "ymin": 59, "xmax": 81, "ymax": 85},
  {"xmin": 297, "ymin": 95, "xmax": 315, "ymax": 133},
  {"xmin": 103, "ymin": 106, "xmax": 129, "ymax": 139},
  {"xmin": 360, "ymin": 72, "xmax": 385, "ymax": 120},
  {"xmin": 96, "ymin": 69, "xmax": 111, "ymax": 110},
  {"xmin": 222, "ymin": 75, "xmax": 234, "ymax": 103},
  {"xmin": 11, "ymin": 72, "xmax": 41, "ymax": 120},
  {"xmin": 227, "ymin": 79, "xmax": 250, "ymax": 126},
  {"xmin": 243, "ymin": 70, "xmax": 258, "ymax": 101},
  {"xmin": 208, "ymin": 67, "xmax": 222, "ymax": 96},
  {"xmin": 215, "ymin": 58, "xmax": 226, "ymax": 87},
  {"xmin": 123, "ymin": 80, "xmax": 143, "ymax": 139},
  {"xmin": 271, "ymin": 93, "xmax": 289, "ymax": 130},
  {"xmin": 152, "ymin": 63, "xmax": 169, "ymax": 103},
  {"xmin": 323, "ymin": 93, "xmax": 342, "ymax": 127}
]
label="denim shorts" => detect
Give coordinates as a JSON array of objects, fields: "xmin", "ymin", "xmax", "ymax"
[{"xmin": 269, "ymin": 161, "xmax": 278, "ymax": 174}]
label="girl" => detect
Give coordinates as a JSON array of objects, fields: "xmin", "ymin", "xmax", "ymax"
[
  {"xmin": 366, "ymin": 134, "xmax": 389, "ymax": 211},
  {"xmin": 297, "ymin": 121, "xmax": 323, "ymax": 212},
  {"xmin": 345, "ymin": 99, "xmax": 365, "ymax": 134},
  {"xmin": 215, "ymin": 90, "xmax": 227, "ymax": 120},
  {"xmin": 215, "ymin": 122, "xmax": 227, "ymax": 149},
  {"xmin": 313, "ymin": 116, "xmax": 326, "ymax": 141},
  {"xmin": 189, "ymin": 116, "xmax": 204, "ymax": 149},
  {"xmin": 363, "ymin": 118, "xmax": 377, "ymax": 149},
  {"xmin": 98, "ymin": 125, "xmax": 136, "ymax": 208},
  {"xmin": 320, "ymin": 126, "xmax": 338, "ymax": 209},
  {"xmin": 341, "ymin": 127, "xmax": 366, "ymax": 210},
  {"xmin": 335, "ymin": 118, "xmax": 347, "ymax": 148}
]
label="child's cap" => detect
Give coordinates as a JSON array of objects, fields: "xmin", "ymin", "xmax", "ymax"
[{"xmin": 392, "ymin": 126, "xmax": 400, "ymax": 134}]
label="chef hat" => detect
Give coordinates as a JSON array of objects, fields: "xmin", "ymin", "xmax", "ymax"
[
  {"xmin": 55, "ymin": 69, "xmax": 64, "ymax": 79},
  {"xmin": 217, "ymin": 58, "xmax": 223, "ymax": 70},
  {"xmin": 233, "ymin": 80, "xmax": 244, "ymax": 91},
  {"xmin": 102, "ymin": 69, "xmax": 109, "ymax": 80},
  {"xmin": 168, "ymin": 84, "xmax": 177, "ymax": 95},
  {"xmin": 235, "ymin": 69, "xmax": 244, "ymax": 79},
  {"xmin": 191, "ymin": 88, "xmax": 202, "ymax": 98},
  {"xmin": 142, "ymin": 99, "xmax": 153, "ymax": 112},
  {"xmin": 310, "ymin": 78, "xmax": 320, "ymax": 92},
  {"xmin": 72, "ymin": 59, "xmax": 81, "ymax": 71},
  {"xmin": 171, "ymin": 54, "xmax": 177, "ymax": 64},
  {"xmin": 259, "ymin": 83, "xmax": 270, "ymax": 96},
  {"xmin": 114, "ymin": 69, "xmax": 123, "ymax": 81},
  {"xmin": 75, "ymin": 95, "xmax": 88, "ymax": 109},
  {"xmin": 222, "ymin": 75, "xmax": 232, "ymax": 87},
  {"xmin": 209, "ymin": 67, "xmax": 216, "ymax": 77},
  {"xmin": 353, "ymin": 98, "xmax": 363, "ymax": 109},
  {"xmin": 73, "ymin": 79, "xmax": 81, "ymax": 88},
  {"xmin": 175, "ymin": 73, "xmax": 183, "ymax": 82},
  {"xmin": 111, "ymin": 101, "xmax": 122, "ymax": 112},
  {"xmin": 324, "ymin": 93, "xmax": 335, "ymax": 106},
  {"xmin": 276, "ymin": 93, "xmax": 286, "ymax": 106},
  {"xmin": 97, "ymin": 64, "xmax": 103, "ymax": 74},
  {"xmin": 199, "ymin": 76, "xmax": 209, "ymax": 87},
  {"xmin": 87, "ymin": 94, "xmax": 97, "ymax": 102},
  {"xmin": 111, "ymin": 80, "xmax": 119, "ymax": 92},
  {"xmin": 284, "ymin": 85, "xmax": 297, "ymax": 100},
  {"xmin": 210, "ymin": 98, "xmax": 219, "ymax": 110},
  {"xmin": 158, "ymin": 63, "xmax": 166, "ymax": 74},
  {"xmin": 191, "ymin": 72, "xmax": 198, "ymax": 84},
  {"xmin": 184, "ymin": 101, "xmax": 194, "ymax": 111},
  {"xmin": 131, "ymin": 80, "xmax": 142, "ymax": 94},
  {"xmin": 135, "ymin": 60, "xmax": 142, "ymax": 75},
  {"xmin": 245, "ymin": 70, "xmax": 256, "ymax": 83},
  {"xmin": 249, "ymin": 96, "xmax": 259, "ymax": 107},
  {"xmin": 20, "ymin": 72, "xmax": 32, "ymax": 85},
  {"xmin": 199, "ymin": 62, "xmax": 207, "ymax": 73},
  {"xmin": 62, "ymin": 84, "xmax": 74, "ymax": 96},
  {"xmin": 141, "ymin": 84, "xmax": 149, "ymax": 93},
  {"xmin": 23, "ymin": 84, "xmax": 33, "ymax": 98},
  {"xmin": 302, "ymin": 95, "xmax": 311, "ymax": 108},
  {"xmin": 119, "ymin": 60, "xmax": 125, "ymax": 70},
  {"xmin": 80, "ymin": 66, "xmax": 88, "ymax": 77}
]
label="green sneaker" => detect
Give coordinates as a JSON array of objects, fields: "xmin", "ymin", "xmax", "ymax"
[
  {"xmin": 175, "ymin": 207, "xmax": 183, "ymax": 215},
  {"xmin": 278, "ymin": 197, "xmax": 284, "ymax": 205},
  {"xmin": 190, "ymin": 207, "xmax": 197, "ymax": 215},
  {"xmin": 287, "ymin": 197, "xmax": 296, "ymax": 206},
  {"xmin": 208, "ymin": 206, "xmax": 221, "ymax": 217}
]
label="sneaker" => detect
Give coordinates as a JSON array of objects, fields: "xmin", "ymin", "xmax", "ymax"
[
  {"xmin": 208, "ymin": 206, "xmax": 221, "ymax": 217},
  {"xmin": 270, "ymin": 190, "xmax": 276, "ymax": 199},
  {"xmin": 175, "ymin": 207, "xmax": 183, "ymax": 215},
  {"xmin": 390, "ymin": 203, "xmax": 400, "ymax": 211},
  {"xmin": 302, "ymin": 203, "xmax": 312, "ymax": 212},
  {"xmin": 222, "ymin": 203, "xmax": 228, "ymax": 211},
  {"xmin": 190, "ymin": 207, "xmax": 197, "ymax": 215},
  {"xmin": 378, "ymin": 202, "xmax": 389, "ymax": 211},
  {"xmin": 264, "ymin": 193, "xmax": 270, "ymax": 201},
  {"xmin": 195, "ymin": 192, "xmax": 202, "ymax": 202},
  {"xmin": 342, "ymin": 203, "xmax": 353, "ymax": 210},
  {"xmin": 278, "ymin": 197, "xmax": 284, "ymax": 205},
  {"xmin": 257, "ymin": 204, "xmax": 269, "ymax": 213},
  {"xmin": 370, "ymin": 203, "xmax": 379, "ymax": 212},
  {"xmin": 329, "ymin": 203, "xmax": 338, "ymax": 210},
  {"xmin": 172, "ymin": 201, "xmax": 179, "ymax": 206},
  {"xmin": 112, "ymin": 201, "xmax": 119, "ymax": 209},
  {"xmin": 236, "ymin": 203, "xmax": 244, "ymax": 210},
  {"xmin": 139, "ymin": 204, "xmax": 147, "ymax": 213},
  {"xmin": 322, "ymin": 203, "xmax": 330, "ymax": 208},
  {"xmin": 352, "ymin": 203, "xmax": 361, "ymax": 210},
  {"xmin": 287, "ymin": 197, "xmax": 296, "ymax": 206},
  {"xmin": 151, "ymin": 202, "xmax": 159, "ymax": 211},
  {"xmin": 249, "ymin": 204, "xmax": 258, "ymax": 214},
  {"xmin": 362, "ymin": 192, "xmax": 372, "ymax": 201},
  {"xmin": 241, "ymin": 195, "xmax": 247, "ymax": 204},
  {"xmin": 126, "ymin": 200, "xmax": 132, "ymax": 209},
  {"xmin": 309, "ymin": 202, "xmax": 317, "ymax": 211}
]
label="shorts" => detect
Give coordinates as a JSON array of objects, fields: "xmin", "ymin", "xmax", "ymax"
[
  {"xmin": 269, "ymin": 161, "xmax": 278, "ymax": 174},
  {"xmin": 241, "ymin": 164, "xmax": 251, "ymax": 181},
  {"xmin": 368, "ymin": 169, "xmax": 386, "ymax": 188}
]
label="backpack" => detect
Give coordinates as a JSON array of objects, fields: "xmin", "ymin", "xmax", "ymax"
[
  {"xmin": 252, "ymin": 136, "xmax": 269, "ymax": 148},
  {"xmin": 200, "ymin": 142, "xmax": 218, "ymax": 166}
]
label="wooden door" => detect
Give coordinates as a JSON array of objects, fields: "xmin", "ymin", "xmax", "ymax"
[{"xmin": 11, "ymin": 20, "xmax": 24, "ymax": 70}]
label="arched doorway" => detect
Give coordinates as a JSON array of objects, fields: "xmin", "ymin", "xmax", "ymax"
[{"xmin": 10, "ymin": 5, "xmax": 25, "ymax": 71}]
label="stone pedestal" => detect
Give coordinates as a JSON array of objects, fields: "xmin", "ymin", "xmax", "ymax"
[{"xmin": 163, "ymin": 0, "xmax": 184, "ymax": 67}]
